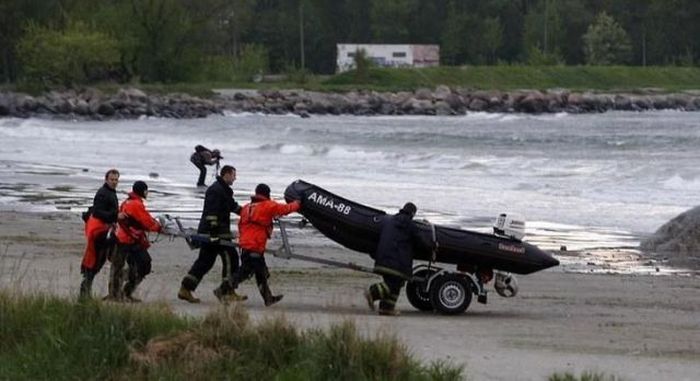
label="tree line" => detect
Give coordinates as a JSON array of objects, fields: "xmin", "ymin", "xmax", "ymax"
[{"xmin": 1, "ymin": 0, "xmax": 698, "ymax": 85}]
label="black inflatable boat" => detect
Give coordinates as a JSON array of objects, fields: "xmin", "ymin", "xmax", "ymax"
[{"xmin": 284, "ymin": 179, "xmax": 559, "ymax": 275}]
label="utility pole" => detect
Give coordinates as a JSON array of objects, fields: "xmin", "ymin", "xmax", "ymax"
[
  {"xmin": 299, "ymin": 2, "xmax": 305, "ymax": 71},
  {"xmin": 543, "ymin": 0, "xmax": 548, "ymax": 54},
  {"xmin": 642, "ymin": 29, "xmax": 647, "ymax": 67}
]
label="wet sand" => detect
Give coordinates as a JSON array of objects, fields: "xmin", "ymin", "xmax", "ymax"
[{"xmin": 1, "ymin": 211, "xmax": 699, "ymax": 381}]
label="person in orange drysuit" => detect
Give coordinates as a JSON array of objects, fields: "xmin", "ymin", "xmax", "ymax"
[
  {"xmin": 111, "ymin": 181, "xmax": 162, "ymax": 302},
  {"xmin": 79, "ymin": 169, "xmax": 125, "ymax": 300},
  {"xmin": 231, "ymin": 183, "xmax": 300, "ymax": 306}
]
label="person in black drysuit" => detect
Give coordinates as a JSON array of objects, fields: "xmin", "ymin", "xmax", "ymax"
[
  {"xmin": 365, "ymin": 202, "xmax": 422, "ymax": 316},
  {"xmin": 190, "ymin": 145, "xmax": 222, "ymax": 187},
  {"xmin": 178, "ymin": 165, "xmax": 245, "ymax": 304},
  {"xmin": 79, "ymin": 169, "xmax": 125, "ymax": 300}
]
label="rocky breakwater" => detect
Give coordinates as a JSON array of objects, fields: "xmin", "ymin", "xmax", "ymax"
[
  {"xmin": 0, "ymin": 87, "xmax": 222, "ymax": 119},
  {"xmin": 2, "ymin": 86, "xmax": 700, "ymax": 120},
  {"xmin": 220, "ymin": 86, "xmax": 700, "ymax": 117}
]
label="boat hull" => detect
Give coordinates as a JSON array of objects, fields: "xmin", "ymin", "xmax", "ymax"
[{"xmin": 284, "ymin": 180, "xmax": 559, "ymax": 275}]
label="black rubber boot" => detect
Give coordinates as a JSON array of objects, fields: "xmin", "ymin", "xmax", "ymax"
[
  {"xmin": 79, "ymin": 272, "xmax": 95, "ymax": 301},
  {"xmin": 107, "ymin": 250, "xmax": 127, "ymax": 300},
  {"xmin": 122, "ymin": 278, "xmax": 143, "ymax": 303},
  {"xmin": 259, "ymin": 282, "xmax": 283, "ymax": 307}
]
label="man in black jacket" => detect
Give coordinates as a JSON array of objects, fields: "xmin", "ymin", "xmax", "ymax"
[
  {"xmin": 178, "ymin": 165, "xmax": 246, "ymax": 304},
  {"xmin": 79, "ymin": 169, "xmax": 126, "ymax": 299},
  {"xmin": 365, "ymin": 202, "xmax": 420, "ymax": 316}
]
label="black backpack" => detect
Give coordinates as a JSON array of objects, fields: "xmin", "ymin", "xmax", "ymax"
[{"xmin": 81, "ymin": 206, "xmax": 94, "ymax": 223}]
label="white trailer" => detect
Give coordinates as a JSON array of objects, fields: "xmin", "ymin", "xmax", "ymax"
[{"xmin": 336, "ymin": 43, "xmax": 439, "ymax": 72}]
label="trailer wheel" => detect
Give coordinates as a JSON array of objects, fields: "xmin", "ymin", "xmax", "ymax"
[
  {"xmin": 406, "ymin": 269, "xmax": 435, "ymax": 311},
  {"xmin": 429, "ymin": 274, "xmax": 472, "ymax": 315}
]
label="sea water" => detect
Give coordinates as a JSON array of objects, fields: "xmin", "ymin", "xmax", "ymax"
[{"xmin": 1, "ymin": 111, "xmax": 699, "ymax": 273}]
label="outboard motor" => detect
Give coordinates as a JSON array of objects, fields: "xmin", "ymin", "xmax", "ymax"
[
  {"xmin": 493, "ymin": 213, "xmax": 525, "ymax": 241},
  {"xmin": 494, "ymin": 271, "xmax": 518, "ymax": 297}
]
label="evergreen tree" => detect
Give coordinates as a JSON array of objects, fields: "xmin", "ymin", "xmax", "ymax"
[{"xmin": 583, "ymin": 11, "xmax": 632, "ymax": 65}]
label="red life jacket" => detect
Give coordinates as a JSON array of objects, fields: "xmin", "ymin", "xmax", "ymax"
[
  {"xmin": 238, "ymin": 196, "xmax": 300, "ymax": 254},
  {"xmin": 115, "ymin": 192, "xmax": 161, "ymax": 249}
]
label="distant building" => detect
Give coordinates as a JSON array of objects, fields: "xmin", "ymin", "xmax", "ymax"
[{"xmin": 336, "ymin": 44, "xmax": 440, "ymax": 73}]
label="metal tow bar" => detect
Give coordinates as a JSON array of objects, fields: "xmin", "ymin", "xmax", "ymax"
[{"xmin": 272, "ymin": 218, "xmax": 376, "ymax": 274}]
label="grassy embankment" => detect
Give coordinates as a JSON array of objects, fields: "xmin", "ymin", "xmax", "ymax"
[
  {"xmin": 0, "ymin": 291, "xmax": 462, "ymax": 380},
  {"xmin": 323, "ymin": 66, "xmax": 700, "ymax": 92},
  {"xmin": 4, "ymin": 65, "xmax": 700, "ymax": 97},
  {"xmin": 112, "ymin": 66, "xmax": 700, "ymax": 95}
]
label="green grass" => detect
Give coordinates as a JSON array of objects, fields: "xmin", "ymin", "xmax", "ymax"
[
  {"xmin": 5, "ymin": 66, "xmax": 700, "ymax": 97},
  {"xmin": 323, "ymin": 66, "xmax": 700, "ymax": 92},
  {"xmin": 121, "ymin": 66, "xmax": 700, "ymax": 94},
  {"xmin": 0, "ymin": 291, "xmax": 463, "ymax": 380}
]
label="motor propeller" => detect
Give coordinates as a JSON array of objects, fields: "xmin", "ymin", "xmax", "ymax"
[{"xmin": 494, "ymin": 271, "xmax": 518, "ymax": 297}]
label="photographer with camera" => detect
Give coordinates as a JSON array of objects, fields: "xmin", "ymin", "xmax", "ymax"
[{"xmin": 190, "ymin": 145, "xmax": 223, "ymax": 187}]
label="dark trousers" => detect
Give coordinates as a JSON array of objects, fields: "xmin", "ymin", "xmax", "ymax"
[
  {"xmin": 232, "ymin": 250, "xmax": 276, "ymax": 302},
  {"xmin": 192, "ymin": 160, "xmax": 206, "ymax": 186},
  {"xmin": 182, "ymin": 243, "xmax": 239, "ymax": 294},
  {"xmin": 110, "ymin": 243, "xmax": 152, "ymax": 298},
  {"xmin": 369, "ymin": 273, "xmax": 406, "ymax": 311},
  {"xmin": 233, "ymin": 250, "xmax": 270, "ymax": 287}
]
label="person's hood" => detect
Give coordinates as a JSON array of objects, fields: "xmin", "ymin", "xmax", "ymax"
[
  {"xmin": 250, "ymin": 194, "xmax": 268, "ymax": 203},
  {"xmin": 127, "ymin": 191, "xmax": 145, "ymax": 201}
]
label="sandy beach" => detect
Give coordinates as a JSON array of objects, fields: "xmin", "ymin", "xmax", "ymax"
[{"xmin": 1, "ymin": 211, "xmax": 698, "ymax": 380}]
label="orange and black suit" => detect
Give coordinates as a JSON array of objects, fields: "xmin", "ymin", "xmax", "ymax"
[
  {"xmin": 81, "ymin": 183, "xmax": 119, "ymax": 273},
  {"xmin": 79, "ymin": 183, "xmax": 119, "ymax": 298},
  {"xmin": 113, "ymin": 192, "xmax": 161, "ymax": 299},
  {"xmin": 232, "ymin": 192, "xmax": 300, "ymax": 306}
]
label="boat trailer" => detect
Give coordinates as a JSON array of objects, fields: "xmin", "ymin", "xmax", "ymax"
[{"xmin": 160, "ymin": 215, "xmax": 518, "ymax": 315}]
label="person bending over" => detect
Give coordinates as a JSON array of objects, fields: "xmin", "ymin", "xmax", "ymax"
[
  {"xmin": 365, "ymin": 202, "xmax": 422, "ymax": 316},
  {"xmin": 190, "ymin": 145, "xmax": 222, "ymax": 187}
]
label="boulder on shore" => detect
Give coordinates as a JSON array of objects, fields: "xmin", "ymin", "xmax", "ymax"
[{"xmin": 640, "ymin": 206, "xmax": 700, "ymax": 269}]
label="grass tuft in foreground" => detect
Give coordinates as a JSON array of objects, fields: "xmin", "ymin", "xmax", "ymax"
[
  {"xmin": 549, "ymin": 371, "xmax": 623, "ymax": 381},
  {"xmin": 0, "ymin": 291, "xmax": 463, "ymax": 380}
]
